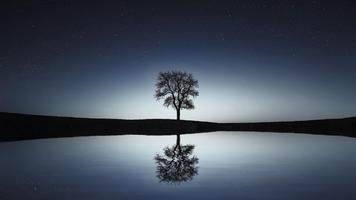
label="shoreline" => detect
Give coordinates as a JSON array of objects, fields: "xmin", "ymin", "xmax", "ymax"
[{"xmin": 1, "ymin": 112, "xmax": 355, "ymax": 141}]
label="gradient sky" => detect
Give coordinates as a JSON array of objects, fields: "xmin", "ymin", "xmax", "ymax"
[{"xmin": 1, "ymin": 0, "xmax": 356, "ymax": 122}]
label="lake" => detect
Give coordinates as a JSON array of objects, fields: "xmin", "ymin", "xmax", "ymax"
[{"xmin": 0, "ymin": 132, "xmax": 355, "ymax": 200}]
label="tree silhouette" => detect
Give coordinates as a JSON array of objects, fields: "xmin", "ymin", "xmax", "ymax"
[
  {"xmin": 154, "ymin": 134, "xmax": 199, "ymax": 184},
  {"xmin": 155, "ymin": 71, "xmax": 199, "ymax": 120}
]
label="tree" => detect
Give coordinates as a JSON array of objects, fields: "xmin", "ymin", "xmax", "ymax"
[
  {"xmin": 154, "ymin": 71, "xmax": 199, "ymax": 120},
  {"xmin": 154, "ymin": 134, "xmax": 199, "ymax": 184}
]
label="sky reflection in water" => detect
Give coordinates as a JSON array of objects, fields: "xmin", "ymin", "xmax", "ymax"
[{"xmin": 0, "ymin": 132, "xmax": 355, "ymax": 200}]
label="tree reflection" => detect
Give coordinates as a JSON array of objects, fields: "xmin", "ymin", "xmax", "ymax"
[{"xmin": 154, "ymin": 134, "xmax": 199, "ymax": 184}]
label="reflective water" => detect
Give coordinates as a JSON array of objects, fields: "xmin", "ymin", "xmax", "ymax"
[{"xmin": 0, "ymin": 132, "xmax": 355, "ymax": 200}]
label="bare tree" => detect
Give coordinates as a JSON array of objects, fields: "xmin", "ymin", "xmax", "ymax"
[
  {"xmin": 155, "ymin": 71, "xmax": 199, "ymax": 120},
  {"xmin": 154, "ymin": 134, "xmax": 199, "ymax": 184}
]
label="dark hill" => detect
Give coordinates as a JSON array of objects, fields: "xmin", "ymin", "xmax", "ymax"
[
  {"xmin": 0, "ymin": 112, "xmax": 355, "ymax": 141},
  {"xmin": 0, "ymin": 112, "xmax": 218, "ymax": 141},
  {"xmin": 220, "ymin": 117, "xmax": 356, "ymax": 137}
]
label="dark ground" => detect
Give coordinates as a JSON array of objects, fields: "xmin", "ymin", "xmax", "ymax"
[{"xmin": 0, "ymin": 112, "xmax": 355, "ymax": 141}]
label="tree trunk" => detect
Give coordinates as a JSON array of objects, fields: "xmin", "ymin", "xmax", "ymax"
[
  {"xmin": 173, "ymin": 134, "xmax": 181, "ymax": 154},
  {"xmin": 176, "ymin": 109, "xmax": 180, "ymax": 121},
  {"xmin": 176, "ymin": 134, "xmax": 181, "ymax": 147}
]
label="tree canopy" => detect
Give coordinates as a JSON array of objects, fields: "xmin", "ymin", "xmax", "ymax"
[
  {"xmin": 154, "ymin": 134, "xmax": 199, "ymax": 184},
  {"xmin": 155, "ymin": 71, "xmax": 199, "ymax": 120}
]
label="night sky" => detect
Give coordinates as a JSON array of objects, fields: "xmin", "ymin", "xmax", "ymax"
[{"xmin": 1, "ymin": 0, "xmax": 356, "ymax": 122}]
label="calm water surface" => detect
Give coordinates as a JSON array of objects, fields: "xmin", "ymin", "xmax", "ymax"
[{"xmin": 0, "ymin": 132, "xmax": 355, "ymax": 200}]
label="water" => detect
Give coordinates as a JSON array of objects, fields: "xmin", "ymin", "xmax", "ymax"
[{"xmin": 0, "ymin": 132, "xmax": 355, "ymax": 200}]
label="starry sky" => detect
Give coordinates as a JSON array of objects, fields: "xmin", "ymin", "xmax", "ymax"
[{"xmin": 1, "ymin": 0, "xmax": 356, "ymax": 122}]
